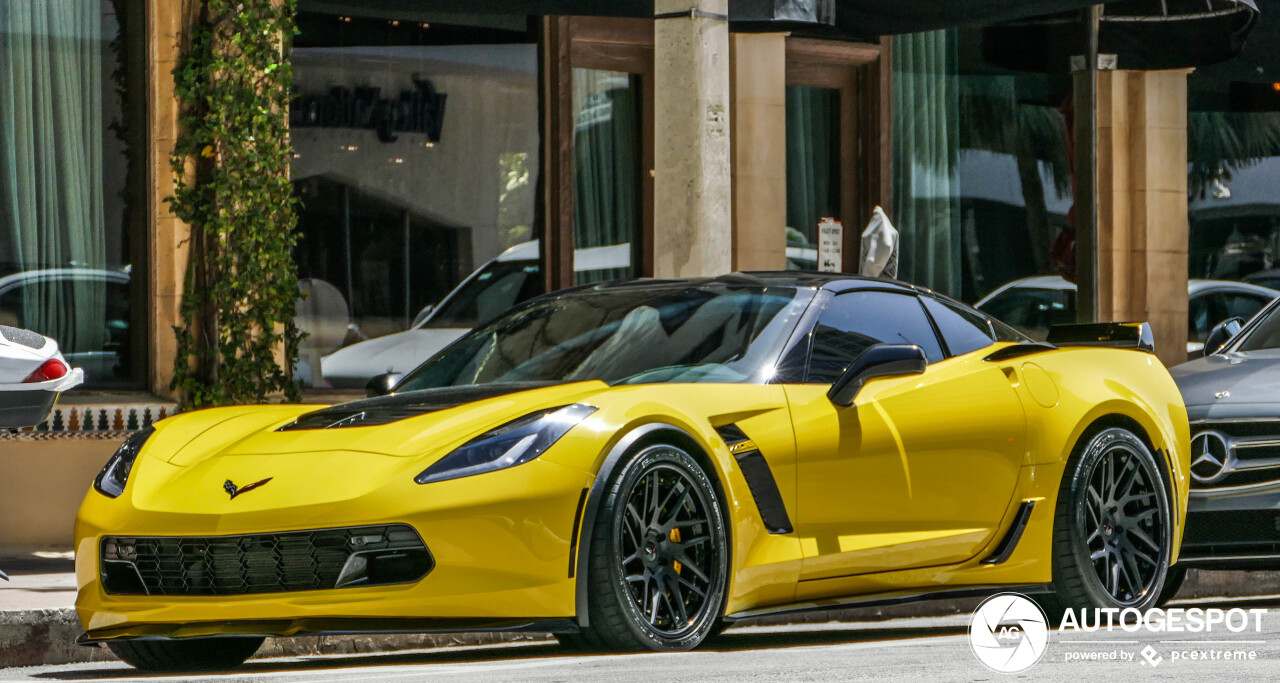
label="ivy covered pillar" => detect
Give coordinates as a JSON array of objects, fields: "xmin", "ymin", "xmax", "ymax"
[{"xmin": 168, "ymin": 0, "xmax": 303, "ymax": 407}]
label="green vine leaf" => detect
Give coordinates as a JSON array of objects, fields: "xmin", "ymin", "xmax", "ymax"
[{"xmin": 169, "ymin": 0, "xmax": 303, "ymax": 409}]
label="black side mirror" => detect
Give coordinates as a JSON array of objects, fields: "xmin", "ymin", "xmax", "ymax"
[
  {"xmin": 365, "ymin": 372, "xmax": 404, "ymax": 398},
  {"xmin": 1204, "ymin": 317, "xmax": 1244, "ymax": 356},
  {"xmin": 828, "ymin": 344, "xmax": 927, "ymax": 407}
]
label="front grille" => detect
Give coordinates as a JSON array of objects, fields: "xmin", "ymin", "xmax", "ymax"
[
  {"xmin": 1193, "ymin": 420, "xmax": 1280, "ymax": 440},
  {"xmin": 1190, "ymin": 421, "xmax": 1280, "ymax": 490},
  {"xmin": 101, "ymin": 524, "xmax": 432, "ymax": 596}
]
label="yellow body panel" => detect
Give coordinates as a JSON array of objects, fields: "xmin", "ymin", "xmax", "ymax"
[{"xmin": 74, "ymin": 342, "xmax": 1189, "ymax": 640}]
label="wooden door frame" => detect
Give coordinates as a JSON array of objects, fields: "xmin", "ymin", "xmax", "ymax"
[
  {"xmin": 785, "ymin": 37, "xmax": 891, "ymax": 272},
  {"xmin": 540, "ymin": 16, "xmax": 655, "ymax": 293}
]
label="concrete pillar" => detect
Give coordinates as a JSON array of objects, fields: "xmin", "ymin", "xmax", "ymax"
[
  {"xmin": 1094, "ymin": 69, "xmax": 1193, "ymax": 367},
  {"xmin": 730, "ymin": 33, "xmax": 788, "ymax": 271},
  {"xmin": 653, "ymin": 0, "xmax": 733, "ymax": 277}
]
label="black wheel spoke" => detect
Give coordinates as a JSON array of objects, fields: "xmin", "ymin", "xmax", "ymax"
[{"xmin": 675, "ymin": 572, "xmax": 708, "ymax": 598}]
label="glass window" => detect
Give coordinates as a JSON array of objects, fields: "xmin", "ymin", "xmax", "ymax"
[
  {"xmin": 1188, "ymin": 39, "xmax": 1280, "ymax": 284},
  {"xmin": 1226, "ymin": 292, "xmax": 1271, "ymax": 322},
  {"xmin": 290, "ymin": 8, "xmax": 540, "ymax": 373},
  {"xmin": 978, "ymin": 287, "xmax": 1074, "ymax": 341},
  {"xmin": 921, "ymin": 296, "xmax": 995, "ymax": 356},
  {"xmin": 0, "ymin": 2, "xmax": 133, "ymax": 388},
  {"xmin": 573, "ymin": 69, "xmax": 637, "ymax": 284},
  {"xmin": 785, "ymin": 85, "xmax": 839, "ymax": 271},
  {"xmin": 806, "ymin": 291, "xmax": 943, "ymax": 383},
  {"xmin": 425, "ymin": 259, "xmax": 541, "ymax": 329},
  {"xmin": 1189, "ymin": 293, "xmax": 1220, "ymax": 343},
  {"xmin": 893, "ymin": 28, "xmax": 1071, "ymax": 304},
  {"xmin": 396, "ymin": 286, "xmax": 810, "ymax": 390}
]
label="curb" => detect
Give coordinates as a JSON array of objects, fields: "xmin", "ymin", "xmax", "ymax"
[{"xmin": 5, "ymin": 569, "xmax": 1280, "ymax": 669}]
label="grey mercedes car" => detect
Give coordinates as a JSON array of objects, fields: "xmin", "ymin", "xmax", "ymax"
[{"xmin": 1169, "ymin": 297, "xmax": 1280, "ymax": 579}]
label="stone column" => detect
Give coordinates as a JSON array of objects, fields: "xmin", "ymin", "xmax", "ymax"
[
  {"xmin": 653, "ymin": 0, "xmax": 733, "ymax": 277},
  {"xmin": 146, "ymin": 0, "xmax": 197, "ymax": 399},
  {"xmin": 1094, "ymin": 69, "xmax": 1193, "ymax": 367},
  {"xmin": 730, "ymin": 33, "xmax": 788, "ymax": 271}
]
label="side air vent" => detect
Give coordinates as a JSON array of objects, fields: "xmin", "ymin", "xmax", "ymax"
[{"xmin": 714, "ymin": 424, "xmax": 793, "ymax": 534}]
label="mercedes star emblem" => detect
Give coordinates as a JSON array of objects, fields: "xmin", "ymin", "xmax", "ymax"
[{"xmin": 1189, "ymin": 432, "xmax": 1230, "ymax": 484}]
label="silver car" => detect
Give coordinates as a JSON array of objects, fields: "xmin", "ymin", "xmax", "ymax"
[
  {"xmin": 1169, "ymin": 297, "xmax": 1280, "ymax": 582},
  {"xmin": 975, "ymin": 275, "xmax": 1280, "ymax": 356}
]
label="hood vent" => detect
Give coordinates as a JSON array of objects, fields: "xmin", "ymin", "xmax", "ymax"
[{"xmin": 278, "ymin": 382, "xmax": 556, "ymax": 431}]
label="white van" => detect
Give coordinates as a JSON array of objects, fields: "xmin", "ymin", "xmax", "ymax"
[{"xmin": 321, "ymin": 240, "xmax": 630, "ymax": 388}]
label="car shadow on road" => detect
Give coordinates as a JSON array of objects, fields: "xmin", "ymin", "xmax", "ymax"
[{"xmin": 30, "ymin": 623, "xmax": 968, "ymax": 680}]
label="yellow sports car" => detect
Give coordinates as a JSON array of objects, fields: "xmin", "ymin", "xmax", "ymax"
[{"xmin": 75, "ymin": 274, "xmax": 1190, "ymax": 671}]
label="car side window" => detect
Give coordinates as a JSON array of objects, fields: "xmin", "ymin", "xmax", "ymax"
[
  {"xmin": 1189, "ymin": 293, "xmax": 1223, "ymax": 342},
  {"xmin": 806, "ymin": 291, "xmax": 943, "ymax": 384},
  {"xmin": 921, "ymin": 296, "xmax": 996, "ymax": 357},
  {"xmin": 1225, "ymin": 293, "xmax": 1269, "ymax": 322}
]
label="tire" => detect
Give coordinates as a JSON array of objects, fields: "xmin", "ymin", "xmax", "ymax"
[
  {"xmin": 1156, "ymin": 565, "xmax": 1188, "ymax": 607},
  {"xmin": 106, "ymin": 636, "xmax": 263, "ymax": 672},
  {"xmin": 579, "ymin": 443, "xmax": 729, "ymax": 651},
  {"xmin": 1040, "ymin": 427, "xmax": 1173, "ymax": 623}
]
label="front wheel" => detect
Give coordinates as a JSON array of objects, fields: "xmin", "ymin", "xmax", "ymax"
[
  {"xmin": 578, "ymin": 443, "xmax": 729, "ymax": 651},
  {"xmin": 106, "ymin": 636, "xmax": 263, "ymax": 672},
  {"xmin": 1042, "ymin": 427, "xmax": 1173, "ymax": 622}
]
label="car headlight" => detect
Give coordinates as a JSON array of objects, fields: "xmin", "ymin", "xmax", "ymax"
[
  {"xmin": 94, "ymin": 426, "xmax": 155, "ymax": 498},
  {"xmin": 415, "ymin": 404, "xmax": 597, "ymax": 485}
]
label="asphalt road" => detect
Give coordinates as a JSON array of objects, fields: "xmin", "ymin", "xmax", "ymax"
[{"xmin": 9, "ymin": 596, "xmax": 1280, "ymax": 682}]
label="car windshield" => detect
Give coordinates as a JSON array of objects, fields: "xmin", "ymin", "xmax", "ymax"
[
  {"xmin": 395, "ymin": 284, "xmax": 810, "ymax": 390},
  {"xmin": 1235, "ymin": 302, "xmax": 1280, "ymax": 351},
  {"xmin": 422, "ymin": 260, "xmax": 543, "ymax": 330}
]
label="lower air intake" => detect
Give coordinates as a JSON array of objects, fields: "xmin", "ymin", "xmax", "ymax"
[{"xmin": 100, "ymin": 524, "xmax": 432, "ymax": 596}]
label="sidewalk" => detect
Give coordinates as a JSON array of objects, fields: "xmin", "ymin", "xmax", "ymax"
[
  {"xmin": 5, "ymin": 550, "xmax": 1280, "ymax": 669},
  {"xmin": 1, "ymin": 554, "xmax": 76, "ymax": 612}
]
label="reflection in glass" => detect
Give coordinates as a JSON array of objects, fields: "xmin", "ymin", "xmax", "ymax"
[
  {"xmin": 289, "ymin": 32, "xmax": 540, "ymax": 361},
  {"xmin": 0, "ymin": 1, "xmax": 132, "ymax": 388},
  {"xmin": 572, "ymin": 69, "xmax": 637, "ymax": 284},
  {"xmin": 397, "ymin": 286, "xmax": 810, "ymax": 392},
  {"xmin": 785, "ymin": 86, "xmax": 839, "ymax": 271},
  {"xmin": 1188, "ymin": 111, "xmax": 1280, "ymax": 282},
  {"xmin": 892, "ymin": 27, "xmax": 1071, "ymax": 304}
]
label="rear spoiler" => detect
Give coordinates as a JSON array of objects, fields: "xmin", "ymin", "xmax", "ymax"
[{"xmin": 1046, "ymin": 321, "xmax": 1155, "ymax": 354}]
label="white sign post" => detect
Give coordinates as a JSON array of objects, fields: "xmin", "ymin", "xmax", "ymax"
[{"xmin": 818, "ymin": 218, "xmax": 843, "ymax": 272}]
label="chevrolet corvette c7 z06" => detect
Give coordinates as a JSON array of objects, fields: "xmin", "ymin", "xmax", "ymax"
[{"xmin": 75, "ymin": 273, "xmax": 1190, "ymax": 671}]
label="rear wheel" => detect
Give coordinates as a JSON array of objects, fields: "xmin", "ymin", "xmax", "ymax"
[
  {"xmin": 1041, "ymin": 427, "xmax": 1172, "ymax": 622},
  {"xmin": 579, "ymin": 443, "xmax": 728, "ymax": 651},
  {"xmin": 106, "ymin": 636, "xmax": 263, "ymax": 672}
]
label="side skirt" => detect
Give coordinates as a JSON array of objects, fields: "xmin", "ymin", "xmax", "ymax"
[
  {"xmin": 722, "ymin": 584, "xmax": 1053, "ymax": 622},
  {"xmin": 77, "ymin": 617, "xmax": 581, "ymax": 645}
]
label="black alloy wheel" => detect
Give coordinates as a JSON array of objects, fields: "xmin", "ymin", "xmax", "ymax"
[
  {"xmin": 1081, "ymin": 440, "xmax": 1167, "ymax": 604},
  {"xmin": 1042, "ymin": 427, "xmax": 1172, "ymax": 620},
  {"xmin": 572, "ymin": 443, "xmax": 728, "ymax": 651}
]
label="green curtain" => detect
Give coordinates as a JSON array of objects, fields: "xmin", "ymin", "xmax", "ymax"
[
  {"xmin": 0, "ymin": 0, "xmax": 107, "ymax": 354},
  {"xmin": 892, "ymin": 29, "xmax": 961, "ymax": 296},
  {"xmin": 785, "ymin": 85, "xmax": 838, "ymax": 252},
  {"xmin": 573, "ymin": 68, "xmax": 636, "ymax": 284}
]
